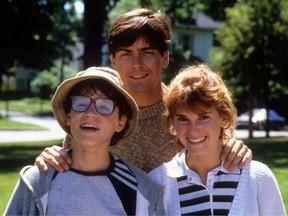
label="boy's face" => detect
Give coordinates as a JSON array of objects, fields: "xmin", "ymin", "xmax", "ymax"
[
  {"xmin": 66, "ymin": 89, "xmax": 127, "ymax": 148},
  {"xmin": 110, "ymin": 37, "xmax": 169, "ymax": 95}
]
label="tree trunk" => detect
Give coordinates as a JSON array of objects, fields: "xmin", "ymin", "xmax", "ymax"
[
  {"xmin": 248, "ymin": 92, "xmax": 254, "ymax": 138},
  {"xmin": 83, "ymin": 0, "xmax": 109, "ymax": 68}
]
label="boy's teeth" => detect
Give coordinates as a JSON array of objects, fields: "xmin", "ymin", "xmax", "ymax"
[{"xmin": 81, "ymin": 124, "xmax": 98, "ymax": 129}]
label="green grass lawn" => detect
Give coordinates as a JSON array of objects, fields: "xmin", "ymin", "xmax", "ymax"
[
  {"xmin": 0, "ymin": 98, "xmax": 52, "ymax": 116},
  {"xmin": 0, "ymin": 140, "xmax": 62, "ymax": 213},
  {"xmin": 244, "ymin": 137, "xmax": 288, "ymax": 212},
  {"xmin": 0, "ymin": 98, "xmax": 51, "ymax": 130},
  {"xmin": 0, "ymin": 138, "xmax": 287, "ymax": 214},
  {"xmin": 0, "ymin": 118, "xmax": 44, "ymax": 130}
]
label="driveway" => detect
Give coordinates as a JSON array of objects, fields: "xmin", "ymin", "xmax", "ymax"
[
  {"xmin": 0, "ymin": 110, "xmax": 65, "ymax": 143},
  {"xmin": 235, "ymin": 129, "xmax": 288, "ymax": 139}
]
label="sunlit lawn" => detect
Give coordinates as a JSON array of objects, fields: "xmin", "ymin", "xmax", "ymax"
[
  {"xmin": 0, "ymin": 140, "xmax": 62, "ymax": 213},
  {"xmin": 0, "ymin": 89, "xmax": 53, "ymax": 193},
  {"xmin": 244, "ymin": 137, "xmax": 288, "ymax": 212},
  {"xmin": 0, "ymin": 98, "xmax": 51, "ymax": 130},
  {"xmin": 0, "ymin": 138, "xmax": 287, "ymax": 214},
  {"xmin": 0, "ymin": 98, "xmax": 52, "ymax": 116},
  {"xmin": 0, "ymin": 118, "xmax": 43, "ymax": 130}
]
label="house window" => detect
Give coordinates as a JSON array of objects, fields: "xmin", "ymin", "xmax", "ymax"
[
  {"xmin": 182, "ymin": 34, "xmax": 193, "ymax": 52},
  {"xmin": 17, "ymin": 78, "xmax": 26, "ymax": 91}
]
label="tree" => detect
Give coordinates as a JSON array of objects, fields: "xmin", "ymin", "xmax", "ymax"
[
  {"xmin": 81, "ymin": 0, "xmax": 238, "ymax": 72},
  {"xmin": 31, "ymin": 65, "xmax": 76, "ymax": 111},
  {"xmin": 201, "ymin": 0, "xmax": 237, "ymax": 21},
  {"xmin": 31, "ymin": 65, "xmax": 76, "ymax": 99},
  {"xmin": 140, "ymin": 0, "xmax": 237, "ymax": 24},
  {"xmin": 82, "ymin": 0, "xmax": 121, "ymax": 68},
  {"xmin": 210, "ymin": 0, "xmax": 288, "ymax": 137},
  {"xmin": 0, "ymin": 0, "xmax": 80, "ymax": 92}
]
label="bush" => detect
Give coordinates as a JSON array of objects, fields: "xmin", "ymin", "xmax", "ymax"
[{"xmin": 31, "ymin": 65, "xmax": 76, "ymax": 100}]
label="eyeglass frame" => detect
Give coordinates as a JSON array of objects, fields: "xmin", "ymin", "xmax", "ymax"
[{"xmin": 71, "ymin": 95, "xmax": 116, "ymax": 115}]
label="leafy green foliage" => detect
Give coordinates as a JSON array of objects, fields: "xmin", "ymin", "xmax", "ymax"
[
  {"xmin": 108, "ymin": 0, "xmax": 140, "ymax": 27},
  {"xmin": 163, "ymin": 44, "xmax": 198, "ymax": 84},
  {"xmin": 210, "ymin": 0, "xmax": 288, "ymax": 110},
  {"xmin": 0, "ymin": 0, "xmax": 81, "ymax": 90},
  {"xmin": 31, "ymin": 65, "xmax": 76, "ymax": 100},
  {"xmin": 145, "ymin": 0, "xmax": 237, "ymax": 23},
  {"xmin": 201, "ymin": 0, "xmax": 237, "ymax": 21}
]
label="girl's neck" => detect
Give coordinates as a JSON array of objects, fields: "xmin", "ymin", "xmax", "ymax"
[{"xmin": 185, "ymin": 152, "xmax": 221, "ymax": 184}]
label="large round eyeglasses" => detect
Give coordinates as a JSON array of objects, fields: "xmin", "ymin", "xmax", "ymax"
[{"xmin": 71, "ymin": 95, "xmax": 115, "ymax": 115}]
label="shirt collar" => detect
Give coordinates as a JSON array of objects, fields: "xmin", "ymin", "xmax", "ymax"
[{"xmin": 165, "ymin": 148, "xmax": 241, "ymax": 178}]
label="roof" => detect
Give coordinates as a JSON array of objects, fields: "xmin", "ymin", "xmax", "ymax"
[
  {"xmin": 196, "ymin": 12, "xmax": 219, "ymax": 29},
  {"xmin": 174, "ymin": 12, "xmax": 220, "ymax": 30}
]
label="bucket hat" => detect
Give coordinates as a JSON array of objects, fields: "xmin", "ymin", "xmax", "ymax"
[{"xmin": 51, "ymin": 66, "xmax": 138, "ymax": 140}]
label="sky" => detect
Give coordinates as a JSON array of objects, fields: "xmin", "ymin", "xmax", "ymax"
[{"xmin": 75, "ymin": 0, "xmax": 84, "ymax": 14}]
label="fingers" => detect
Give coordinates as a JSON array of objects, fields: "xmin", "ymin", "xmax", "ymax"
[
  {"xmin": 59, "ymin": 148, "xmax": 73, "ymax": 167},
  {"xmin": 221, "ymin": 138, "xmax": 252, "ymax": 172},
  {"xmin": 34, "ymin": 145, "xmax": 72, "ymax": 172},
  {"xmin": 237, "ymin": 148, "xmax": 252, "ymax": 169},
  {"xmin": 35, "ymin": 155, "xmax": 49, "ymax": 172},
  {"xmin": 220, "ymin": 138, "xmax": 238, "ymax": 161}
]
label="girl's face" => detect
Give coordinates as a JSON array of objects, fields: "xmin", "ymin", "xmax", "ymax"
[
  {"xmin": 66, "ymin": 89, "xmax": 127, "ymax": 149},
  {"xmin": 172, "ymin": 105, "xmax": 227, "ymax": 157}
]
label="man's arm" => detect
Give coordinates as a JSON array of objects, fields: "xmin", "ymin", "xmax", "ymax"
[
  {"xmin": 220, "ymin": 138, "xmax": 252, "ymax": 172},
  {"xmin": 35, "ymin": 137, "xmax": 251, "ymax": 173},
  {"xmin": 35, "ymin": 145, "xmax": 72, "ymax": 172}
]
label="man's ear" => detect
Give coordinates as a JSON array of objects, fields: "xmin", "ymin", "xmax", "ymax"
[
  {"xmin": 162, "ymin": 50, "xmax": 169, "ymax": 69},
  {"xmin": 110, "ymin": 54, "xmax": 116, "ymax": 68}
]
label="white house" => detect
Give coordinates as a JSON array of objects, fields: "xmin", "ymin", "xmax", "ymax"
[{"xmin": 172, "ymin": 12, "xmax": 219, "ymax": 63}]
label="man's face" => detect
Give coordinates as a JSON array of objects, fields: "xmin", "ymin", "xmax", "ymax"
[{"xmin": 110, "ymin": 37, "xmax": 169, "ymax": 94}]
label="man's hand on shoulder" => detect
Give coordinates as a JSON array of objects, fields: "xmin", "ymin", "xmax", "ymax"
[
  {"xmin": 34, "ymin": 145, "xmax": 72, "ymax": 172},
  {"xmin": 220, "ymin": 138, "xmax": 252, "ymax": 172}
]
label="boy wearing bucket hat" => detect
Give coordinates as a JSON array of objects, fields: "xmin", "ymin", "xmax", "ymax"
[{"xmin": 4, "ymin": 67, "xmax": 165, "ymax": 215}]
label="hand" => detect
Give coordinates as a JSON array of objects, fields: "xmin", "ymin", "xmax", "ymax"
[
  {"xmin": 34, "ymin": 145, "xmax": 72, "ymax": 172},
  {"xmin": 220, "ymin": 138, "xmax": 252, "ymax": 172}
]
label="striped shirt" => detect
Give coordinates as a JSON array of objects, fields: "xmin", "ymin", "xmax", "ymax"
[
  {"xmin": 149, "ymin": 150, "xmax": 286, "ymax": 216},
  {"xmin": 109, "ymin": 156, "xmax": 138, "ymax": 215},
  {"xmin": 177, "ymin": 169, "xmax": 241, "ymax": 215}
]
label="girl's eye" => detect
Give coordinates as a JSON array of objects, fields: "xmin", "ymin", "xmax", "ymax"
[
  {"xmin": 176, "ymin": 116, "xmax": 188, "ymax": 122},
  {"xmin": 199, "ymin": 115, "xmax": 209, "ymax": 120}
]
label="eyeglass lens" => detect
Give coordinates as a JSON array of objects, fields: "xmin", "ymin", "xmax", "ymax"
[{"xmin": 71, "ymin": 96, "xmax": 115, "ymax": 115}]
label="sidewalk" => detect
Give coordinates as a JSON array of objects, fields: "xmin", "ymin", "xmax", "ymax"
[{"xmin": 0, "ymin": 110, "xmax": 66, "ymax": 143}]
